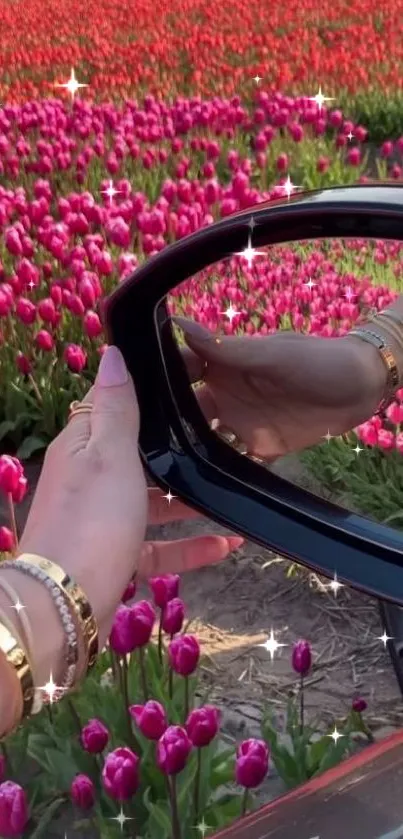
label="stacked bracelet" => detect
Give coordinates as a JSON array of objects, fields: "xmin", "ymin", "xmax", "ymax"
[
  {"xmin": 1, "ymin": 555, "xmax": 98, "ymax": 702},
  {"xmin": 349, "ymin": 326, "xmax": 399, "ymax": 414}
]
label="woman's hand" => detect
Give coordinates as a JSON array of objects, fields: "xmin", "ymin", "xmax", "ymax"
[
  {"xmin": 175, "ymin": 317, "xmax": 388, "ymax": 460},
  {"xmin": 142, "ymin": 487, "xmax": 243, "ymax": 577},
  {"xmin": 18, "ymin": 347, "xmax": 242, "ymax": 653}
]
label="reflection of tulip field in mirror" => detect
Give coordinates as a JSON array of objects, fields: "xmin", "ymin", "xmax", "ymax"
[
  {"xmin": 1, "ymin": 0, "xmax": 403, "ymax": 833},
  {"xmin": 169, "ymin": 237, "xmax": 403, "ymax": 528}
]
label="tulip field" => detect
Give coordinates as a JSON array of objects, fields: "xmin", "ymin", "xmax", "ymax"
[{"xmin": 1, "ymin": 0, "xmax": 403, "ymax": 835}]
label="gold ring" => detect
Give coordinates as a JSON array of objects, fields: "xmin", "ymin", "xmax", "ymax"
[
  {"xmin": 68, "ymin": 400, "xmax": 94, "ymax": 422},
  {"xmin": 215, "ymin": 424, "xmax": 249, "ymax": 456}
]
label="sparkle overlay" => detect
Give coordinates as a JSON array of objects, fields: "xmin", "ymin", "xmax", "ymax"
[
  {"xmin": 163, "ymin": 490, "xmax": 177, "ymax": 504},
  {"xmin": 54, "ymin": 68, "xmax": 88, "ymax": 100},
  {"xmin": 258, "ymin": 628, "xmax": 287, "ymax": 660},
  {"xmin": 101, "ymin": 180, "xmax": 122, "ymax": 205},
  {"xmin": 378, "ymin": 630, "xmax": 394, "ymax": 648},
  {"xmin": 109, "ymin": 806, "xmax": 135, "ymax": 832},
  {"xmin": 309, "ymin": 86, "xmax": 335, "ymax": 111}
]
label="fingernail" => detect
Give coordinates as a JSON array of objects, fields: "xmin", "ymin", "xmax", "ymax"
[
  {"xmin": 172, "ymin": 317, "xmax": 211, "ymax": 341},
  {"xmin": 97, "ymin": 345, "xmax": 129, "ymax": 387}
]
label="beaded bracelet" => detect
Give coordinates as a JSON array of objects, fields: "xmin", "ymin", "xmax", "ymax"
[
  {"xmin": 1, "ymin": 558, "xmax": 81, "ymax": 699},
  {"xmin": 5, "ymin": 554, "xmax": 99, "ymax": 682}
]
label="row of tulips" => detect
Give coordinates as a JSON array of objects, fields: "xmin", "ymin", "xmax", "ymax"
[{"xmin": 0, "ymin": 457, "xmax": 371, "ymax": 837}]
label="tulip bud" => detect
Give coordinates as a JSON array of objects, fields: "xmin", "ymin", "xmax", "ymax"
[
  {"xmin": 71, "ymin": 774, "xmax": 95, "ymax": 810},
  {"xmin": 156, "ymin": 726, "xmax": 192, "ymax": 775},
  {"xmin": 129, "ymin": 701, "xmax": 167, "ymax": 740},
  {"xmin": 80, "ymin": 718, "xmax": 109, "ymax": 754},
  {"xmin": 121, "ymin": 578, "xmax": 137, "ymax": 603},
  {"xmin": 186, "ymin": 705, "xmax": 220, "ymax": 747},
  {"xmin": 0, "ymin": 781, "xmax": 29, "ymax": 837},
  {"xmin": 0, "ymin": 526, "xmax": 15, "ymax": 553},
  {"xmin": 168, "ymin": 634, "xmax": 200, "ymax": 676},
  {"xmin": 0, "ymin": 455, "xmax": 22, "ymax": 496},
  {"xmin": 64, "ymin": 343, "xmax": 87, "ymax": 373},
  {"xmin": 102, "ymin": 747, "xmax": 140, "ymax": 800},
  {"xmin": 162, "ymin": 598, "xmax": 185, "ymax": 635},
  {"xmin": 352, "ymin": 696, "xmax": 367, "ymax": 713},
  {"xmin": 149, "ymin": 574, "xmax": 180, "ymax": 608},
  {"xmin": 291, "ymin": 640, "xmax": 312, "ymax": 676},
  {"xmin": 109, "ymin": 601, "xmax": 155, "ymax": 655},
  {"xmin": 235, "ymin": 739, "xmax": 269, "ymax": 789}
]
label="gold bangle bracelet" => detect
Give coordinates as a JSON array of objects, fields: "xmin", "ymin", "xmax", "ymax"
[
  {"xmin": 16, "ymin": 555, "xmax": 99, "ymax": 677},
  {"xmin": 0, "ymin": 616, "xmax": 35, "ymax": 723},
  {"xmin": 372, "ymin": 313, "xmax": 403, "ymax": 358},
  {"xmin": 349, "ymin": 327, "xmax": 399, "ymax": 413}
]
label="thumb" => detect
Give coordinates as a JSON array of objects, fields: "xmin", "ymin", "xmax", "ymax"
[
  {"xmin": 173, "ymin": 316, "xmax": 269, "ymax": 371},
  {"xmin": 90, "ymin": 346, "xmax": 140, "ymax": 447}
]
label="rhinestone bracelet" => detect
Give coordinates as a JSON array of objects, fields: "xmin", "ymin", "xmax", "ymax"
[{"xmin": 1, "ymin": 559, "xmax": 79, "ymax": 701}]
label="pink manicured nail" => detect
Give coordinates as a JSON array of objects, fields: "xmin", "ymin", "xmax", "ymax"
[{"xmin": 97, "ymin": 345, "xmax": 128, "ymax": 387}]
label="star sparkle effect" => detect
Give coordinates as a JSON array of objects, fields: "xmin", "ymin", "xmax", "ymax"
[
  {"xmin": 253, "ymin": 75, "xmax": 262, "ymax": 84},
  {"xmin": 236, "ymin": 234, "xmax": 266, "ymax": 269},
  {"xmin": 163, "ymin": 490, "xmax": 177, "ymax": 504},
  {"xmin": 309, "ymin": 86, "xmax": 335, "ymax": 112},
  {"xmin": 304, "ymin": 277, "xmax": 317, "ymax": 291},
  {"xmin": 109, "ymin": 806, "xmax": 135, "ymax": 833},
  {"xmin": 194, "ymin": 817, "xmax": 212, "ymax": 837},
  {"xmin": 327, "ymin": 725, "xmax": 344, "ymax": 744},
  {"xmin": 281, "ymin": 175, "xmax": 303, "ymax": 201},
  {"xmin": 257, "ymin": 628, "xmax": 287, "ymax": 661},
  {"xmin": 101, "ymin": 179, "xmax": 122, "ymax": 205},
  {"xmin": 327, "ymin": 572, "xmax": 344, "ymax": 598},
  {"xmin": 352, "ymin": 442, "xmax": 364, "ymax": 456},
  {"xmin": 221, "ymin": 304, "xmax": 242, "ymax": 323},
  {"xmin": 378, "ymin": 630, "xmax": 393, "ymax": 648},
  {"xmin": 38, "ymin": 672, "xmax": 65, "ymax": 704},
  {"xmin": 55, "ymin": 68, "xmax": 88, "ymax": 100}
]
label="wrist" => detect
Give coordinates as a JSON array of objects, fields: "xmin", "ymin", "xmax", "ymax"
[
  {"xmin": 341, "ymin": 332, "xmax": 390, "ymax": 422},
  {"xmin": 0, "ymin": 566, "xmax": 68, "ymax": 692}
]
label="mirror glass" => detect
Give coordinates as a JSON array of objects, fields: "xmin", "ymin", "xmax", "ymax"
[{"xmin": 166, "ymin": 235, "xmax": 403, "ymax": 532}]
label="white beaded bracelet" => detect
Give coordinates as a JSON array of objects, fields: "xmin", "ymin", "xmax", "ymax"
[{"xmin": 1, "ymin": 559, "xmax": 79, "ymax": 701}]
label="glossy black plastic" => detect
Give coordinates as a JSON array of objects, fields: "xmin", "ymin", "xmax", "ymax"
[{"xmin": 105, "ymin": 184, "xmax": 403, "ymax": 607}]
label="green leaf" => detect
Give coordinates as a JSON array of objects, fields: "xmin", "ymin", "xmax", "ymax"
[
  {"xmin": 306, "ymin": 736, "xmax": 332, "ymax": 774},
  {"xmin": 16, "ymin": 435, "xmax": 47, "ymax": 460},
  {"xmin": 0, "ymin": 419, "xmax": 17, "ymax": 440},
  {"xmin": 29, "ymin": 797, "xmax": 65, "ymax": 838},
  {"xmin": 143, "ymin": 787, "xmax": 172, "ymax": 838},
  {"xmin": 43, "ymin": 747, "xmax": 79, "ymax": 789}
]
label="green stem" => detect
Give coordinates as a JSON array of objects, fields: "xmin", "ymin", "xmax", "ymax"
[
  {"xmin": 184, "ymin": 676, "xmax": 189, "ymax": 722},
  {"xmin": 299, "ymin": 673, "xmax": 304, "ymax": 735},
  {"xmin": 194, "ymin": 748, "xmax": 202, "ymax": 823},
  {"xmin": 109, "ymin": 646, "xmax": 120, "ymax": 687},
  {"xmin": 138, "ymin": 647, "xmax": 148, "ymax": 702},
  {"xmin": 170, "ymin": 775, "xmax": 182, "ymax": 839},
  {"xmin": 1, "ymin": 741, "xmax": 12, "ymax": 777},
  {"xmin": 121, "ymin": 656, "xmax": 140, "ymax": 754},
  {"xmin": 67, "ymin": 699, "xmax": 82, "ymax": 734},
  {"xmin": 241, "ymin": 788, "xmax": 249, "ymax": 816},
  {"xmin": 158, "ymin": 608, "xmax": 165, "ymax": 664},
  {"xmin": 6, "ymin": 494, "xmax": 18, "ymax": 556},
  {"xmin": 168, "ymin": 667, "xmax": 173, "ymax": 700}
]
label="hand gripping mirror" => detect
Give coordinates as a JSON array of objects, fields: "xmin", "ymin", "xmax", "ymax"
[{"xmin": 104, "ymin": 184, "xmax": 403, "ymax": 615}]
